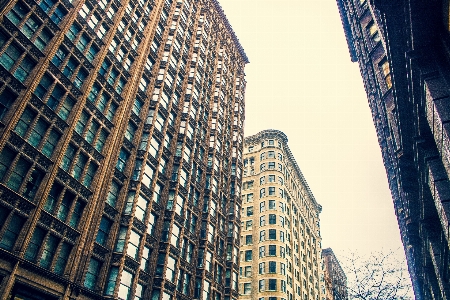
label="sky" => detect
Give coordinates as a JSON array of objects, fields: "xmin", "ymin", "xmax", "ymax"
[{"xmin": 218, "ymin": 0, "xmax": 406, "ymax": 259}]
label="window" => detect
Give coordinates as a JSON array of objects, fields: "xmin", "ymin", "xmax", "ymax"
[
  {"xmin": 269, "ymin": 261, "xmax": 276, "ymax": 273},
  {"xmin": 245, "ymin": 234, "xmax": 252, "ymax": 245},
  {"xmin": 0, "ymin": 40, "xmax": 36, "ymax": 83},
  {"xmin": 380, "ymin": 59, "xmax": 392, "ymax": 90},
  {"xmin": 259, "ymin": 280, "xmax": 265, "ymax": 292},
  {"xmin": 171, "ymin": 224, "xmax": 181, "ymax": 247},
  {"xmin": 244, "ymin": 266, "xmax": 252, "ymax": 277},
  {"xmin": 7, "ymin": 3, "xmax": 54, "ymax": 51},
  {"xmin": 125, "ymin": 121, "xmax": 137, "ymax": 142},
  {"xmin": 269, "ymin": 187, "xmax": 275, "ymax": 195},
  {"xmin": 259, "ymin": 262, "xmax": 265, "ymax": 274},
  {"xmin": 95, "ymin": 216, "xmax": 112, "ymax": 246},
  {"xmin": 259, "ymin": 246, "xmax": 265, "ymax": 258},
  {"xmin": 0, "ymin": 212, "xmax": 25, "ymax": 251},
  {"xmin": 75, "ymin": 110, "xmax": 108, "ymax": 153},
  {"xmin": 259, "ymin": 176, "xmax": 265, "ymax": 185},
  {"xmin": 278, "ymin": 176, "xmax": 284, "ymax": 185},
  {"xmin": 246, "ymin": 193, "xmax": 253, "ymax": 202},
  {"xmin": 260, "ymin": 188, "xmax": 265, "ymax": 198},
  {"xmin": 34, "ymin": 73, "xmax": 76, "ymax": 121},
  {"xmin": 0, "ymin": 147, "xmax": 45, "ymax": 201},
  {"xmin": 118, "ymin": 270, "xmax": 134, "ymax": 299},
  {"xmin": 266, "ymin": 246, "xmax": 276, "ymax": 259},
  {"xmin": 147, "ymin": 212, "xmax": 158, "ymax": 235},
  {"xmin": 268, "ymin": 162, "xmax": 275, "ymax": 169},
  {"xmin": 260, "ymin": 163, "xmax": 265, "ymax": 171},
  {"xmin": 259, "ymin": 230, "xmax": 265, "ymax": 242},
  {"xmin": 269, "ymin": 200, "xmax": 276, "ymax": 210},
  {"xmin": 269, "ymin": 214, "xmax": 276, "ymax": 224},
  {"xmin": 141, "ymin": 163, "xmax": 154, "ymax": 187},
  {"xmin": 260, "ymin": 215, "xmax": 265, "ymax": 226},
  {"xmin": 245, "ymin": 250, "xmax": 252, "ymax": 261},
  {"xmin": 247, "ymin": 206, "xmax": 253, "ymax": 216},
  {"xmin": 116, "ymin": 148, "xmax": 130, "ymax": 172},
  {"xmin": 135, "ymin": 194, "xmax": 148, "ymax": 221},
  {"xmin": 164, "ymin": 255, "xmax": 176, "ymax": 282},
  {"xmin": 268, "ymin": 279, "xmax": 277, "ymax": 291},
  {"xmin": 367, "ymin": 21, "xmax": 381, "ymax": 45},
  {"xmin": 0, "ymin": 87, "xmax": 18, "ymax": 121},
  {"xmin": 153, "ymin": 183, "xmax": 162, "ymax": 203},
  {"xmin": 84, "ymin": 258, "xmax": 101, "ymax": 289},
  {"xmin": 269, "ymin": 229, "xmax": 276, "ymax": 240},
  {"xmin": 106, "ymin": 180, "xmax": 121, "ymax": 207},
  {"xmin": 87, "ymin": 82, "xmax": 117, "ymax": 122},
  {"xmin": 24, "ymin": 227, "xmax": 72, "ymax": 274},
  {"xmin": 244, "ymin": 283, "xmax": 251, "ymax": 294},
  {"xmin": 246, "ymin": 220, "xmax": 252, "ymax": 230}
]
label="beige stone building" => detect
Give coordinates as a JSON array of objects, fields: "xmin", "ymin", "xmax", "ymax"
[{"xmin": 239, "ymin": 130, "xmax": 325, "ymax": 300}]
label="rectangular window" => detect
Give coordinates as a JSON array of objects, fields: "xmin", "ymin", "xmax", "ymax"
[
  {"xmin": 0, "ymin": 214, "xmax": 25, "ymax": 251},
  {"xmin": 268, "ymin": 279, "xmax": 277, "ymax": 291},
  {"xmin": 269, "ymin": 245, "xmax": 276, "ymax": 256},
  {"xmin": 0, "ymin": 42, "xmax": 36, "ymax": 83},
  {"xmin": 245, "ymin": 250, "xmax": 252, "ymax": 261},
  {"xmin": 84, "ymin": 258, "xmax": 101, "ymax": 289},
  {"xmin": 96, "ymin": 216, "xmax": 112, "ymax": 246}
]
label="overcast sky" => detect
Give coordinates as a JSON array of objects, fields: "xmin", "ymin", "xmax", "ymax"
[{"xmin": 219, "ymin": 0, "xmax": 405, "ymax": 259}]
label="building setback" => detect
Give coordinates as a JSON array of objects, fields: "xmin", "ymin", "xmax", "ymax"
[
  {"xmin": 322, "ymin": 248, "xmax": 347, "ymax": 300},
  {"xmin": 336, "ymin": 0, "xmax": 450, "ymax": 298},
  {"xmin": 0, "ymin": 0, "xmax": 248, "ymax": 298},
  {"xmin": 239, "ymin": 130, "xmax": 325, "ymax": 300}
]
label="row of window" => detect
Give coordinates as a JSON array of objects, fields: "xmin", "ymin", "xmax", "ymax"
[
  {"xmin": 247, "ymin": 139, "xmax": 282, "ymax": 153},
  {"xmin": 259, "ymin": 187, "xmax": 285, "ymax": 198},
  {"xmin": 0, "ymin": 206, "xmax": 73, "ymax": 275},
  {"xmin": 242, "ymin": 244, "xmax": 292, "ymax": 261},
  {"xmin": 260, "ymin": 162, "xmax": 283, "ymax": 172},
  {"xmin": 242, "ymin": 176, "xmax": 284, "ymax": 190},
  {"xmin": 243, "ymin": 228, "xmax": 290, "ymax": 245},
  {"xmin": 259, "ymin": 151, "xmax": 283, "ymax": 161}
]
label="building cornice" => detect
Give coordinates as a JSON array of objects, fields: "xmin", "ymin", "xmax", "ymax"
[
  {"xmin": 211, "ymin": 0, "xmax": 249, "ymax": 64},
  {"xmin": 336, "ymin": 0, "xmax": 358, "ymax": 62}
]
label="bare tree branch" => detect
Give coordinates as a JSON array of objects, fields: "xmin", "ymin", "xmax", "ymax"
[{"xmin": 333, "ymin": 249, "xmax": 412, "ymax": 300}]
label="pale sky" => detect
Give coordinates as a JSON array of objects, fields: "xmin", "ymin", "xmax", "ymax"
[{"xmin": 219, "ymin": 0, "xmax": 405, "ymax": 258}]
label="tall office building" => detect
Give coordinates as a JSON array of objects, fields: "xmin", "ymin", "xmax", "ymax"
[
  {"xmin": 239, "ymin": 130, "xmax": 324, "ymax": 300},
  {"xmin": 0, "ymin": 0, "xmax": 248, "ymax": 298},
  {"xmin": 336, "ymin": 0, "xmax": 450, "ymax": 298},
  {"xmin": 322, "ymin": 248, "xmax": 347, "ymax": 300}
]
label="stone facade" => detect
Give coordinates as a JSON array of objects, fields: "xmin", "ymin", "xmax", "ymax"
[
  {"xmin": 336, "ymin": 0, "xmax": 450, "ymax": 298},
  {"xmin": 0, "ymin": 0, "xmax": 247, "ymax": 298},
  {"xmin": 239, "ymin": 130, "xmax": 325, "ymax": 300}
]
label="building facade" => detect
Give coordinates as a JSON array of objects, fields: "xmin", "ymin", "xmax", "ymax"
[
  {"xmin": 239, "ymin": 130, "xmax": 324, "ymax": 300},
  {"xmin": 0, "ymin": 0, "xmax": 248, "ymax": 298},
  {"xmin": 336, "ymin": 0, "xmax": 450, "ymax": 298},
  {"xmin": 322, "ymin": 248, "xmax": 347, "ymax": 300}
]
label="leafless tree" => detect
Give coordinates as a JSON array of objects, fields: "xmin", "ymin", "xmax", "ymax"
[{"xmin": 338, "ymin": 250, "xmax": 413, "ymax": 300}]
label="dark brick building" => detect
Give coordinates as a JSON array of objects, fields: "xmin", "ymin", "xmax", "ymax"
[
  {"xmin": 336, "ymin": 0, "xmax": 450, "ymax": 298},
  {"xmin": 322, "ymin": 248, "xmax": 347, "ymax": 300},
  {"xmin": 0, "ymin": 0, "xmax": 248, "ymax": 298}
]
